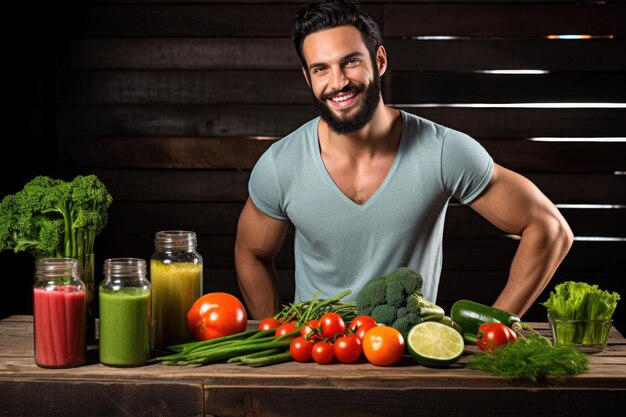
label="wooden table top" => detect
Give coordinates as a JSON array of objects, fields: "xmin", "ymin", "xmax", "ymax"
[{"xmin": 1, "ymin": 315, "xmax": 625, "ymax": 417}]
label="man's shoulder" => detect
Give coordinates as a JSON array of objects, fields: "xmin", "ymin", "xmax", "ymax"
[
  {"xmin": 400, "ymin": 110, "xmax": 450, "ymax": 146},
  {"xmin": 253, "ymin": 117, "xmax": 318, "ymax": 176},
  {"xmin": 268, "ymin": 117, "xmax": 318, "ymax": 156}
]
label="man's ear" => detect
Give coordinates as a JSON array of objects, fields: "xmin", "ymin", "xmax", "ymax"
[
  {"xmin": 301, "ymin": 66, "xmax": 311, "ymax": 87},
  {"xmin": 376, "ymin": 45, "xmax": 388, "ymax": 77}
]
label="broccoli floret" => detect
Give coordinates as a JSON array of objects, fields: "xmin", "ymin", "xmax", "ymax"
[
  {"xmin": 0, "ymin": 174, "xmax": 113, "ymax": 260},
  {"xmin": 356, "ymin": 267, "xmax": 445, "ymax": 339},
  {"xmin": 371, "ymin": 304, "xmax": 397, "ymax": 324},
  {"xmin": 392, "ymin": 313, "xmax": 420, "ymax": 337},
  {"xmin": 355, "ymin": 274, "xmax": 387, "ymax": 316},
  {"xmin": 385, "ymin": 267, "xmax": 422, "ymax": 308}
]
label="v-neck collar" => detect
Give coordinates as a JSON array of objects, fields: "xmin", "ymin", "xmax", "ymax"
[{"xmin": 311, "ymin": 111, "xmax": 407, "ymax": 210}]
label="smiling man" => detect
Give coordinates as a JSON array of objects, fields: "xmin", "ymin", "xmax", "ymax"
[{"xmin": 234, "ymin": 0, "xmax": 573, "ymax": 320}]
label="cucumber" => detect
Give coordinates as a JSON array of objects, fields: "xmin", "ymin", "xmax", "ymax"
[{"xmin": 450, "ymin": 299, "xmax": 521, "ymax": 344}]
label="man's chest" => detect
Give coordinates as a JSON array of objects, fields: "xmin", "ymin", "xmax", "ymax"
[{"xmin": 322, "ymin": 156, "xmax": 396, "ymax": 205}]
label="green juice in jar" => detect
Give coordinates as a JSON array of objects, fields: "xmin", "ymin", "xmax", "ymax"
[
  {"xmin": 99, "ymin": 258, "xmax": 151, "ymax": 367},
  {"xmin": 150, "ymin": 260, "xmax": 202, "ymax": 348},
  {"xmin": 99, "ymin": 288, "xmax": 151, "ymax": 366}
]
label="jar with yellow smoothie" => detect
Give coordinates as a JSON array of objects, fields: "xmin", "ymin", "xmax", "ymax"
[{"xmin": 150, "ymin": 231, "xmax": 203, "ymax": 349}]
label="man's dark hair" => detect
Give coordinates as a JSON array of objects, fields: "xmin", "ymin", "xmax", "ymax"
[{"xmin": 292, "ymin": 0, "xmax": 383, "ymax": 71}]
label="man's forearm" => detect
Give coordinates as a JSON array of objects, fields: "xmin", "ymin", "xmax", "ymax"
[
  {"xmin": 235, "ymin": 253, "xmax": 281, "ymax": 320},
  {"xmin": 493, "ymin": 217, "xmax": 573, "ymax": 317}
]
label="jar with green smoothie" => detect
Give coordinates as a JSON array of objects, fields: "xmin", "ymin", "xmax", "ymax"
[
  {"xmin": 99, "ymin": 258, "xmax": 151, "ymax": 366},
  {"xmin": 151, "ymin": 231, "xmax": 203, "ymax": 349}
]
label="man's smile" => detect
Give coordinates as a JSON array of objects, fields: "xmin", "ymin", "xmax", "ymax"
[{"xmin": 328, "ymin": 91, "xmax": 359, "ymax": 108}]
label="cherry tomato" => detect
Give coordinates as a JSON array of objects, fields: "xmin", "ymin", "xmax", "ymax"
[
  {"xmin": 354, "ymin": 322, "xmax": 376, "ymax": 342},
  {"xmin": 349, "ymin": 315, "xmax": 377, "ymax": 332},
  {"xmin": 476, "ymin": 322, "xmax": 517, "ymax": 351},
  {"xmin": 275, "ymin": 321, "xmax": 298, "ymax": 339},
  {"xmin": 311, "ymin": 341, "xmax": 334, "ymax": 364},
  {"xmin": 187, "ymin": 292, "xmax": 247, "ymax": 341},
  {"xmin": 333, "ymin": 334, "xmax": 362, "ymax": 363},
  {"xmin": 258, "ymin": 317, "xmax": 280, "ymax": 331},
  {"xmin": 319, "ymin": 312, "xmax": 346, "ymax": 340},
  {"xmin": 361, "ymin": 326, "xmax": 405, "ymax": 366},
  {"xmin": 300, "ymin": 319, "xmax": 320, "ymax": 340},
  {"xmin": 289, "ymin": 336, "xmax": 315, "ymax": 362}
]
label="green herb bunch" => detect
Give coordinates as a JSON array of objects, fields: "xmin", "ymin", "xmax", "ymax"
[
  {"xmin": 0, "ymin": 175, "xmax": 113, "ymax": 260},
  {"xmin": 467, "ymin": 334, "xmax": 588, "ymax": 382}
]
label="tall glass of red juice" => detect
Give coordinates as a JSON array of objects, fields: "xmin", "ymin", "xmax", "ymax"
[{"xmin": 33, "ymin": 258, "xmax": 87, "ymax": 368}]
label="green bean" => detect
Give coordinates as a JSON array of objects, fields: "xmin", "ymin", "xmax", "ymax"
[
  {"xmin": 185, "ymin": 339, "xmax": 293, "ymax": 365},
  {"xmin": 227, "ymin": 348, "xmax": 284, "ymax": 364},
  {"xmin": 241, "ymin": 351, "xmax": 293, "ymax": 367},
  {"xmin": 166, "ymin": 329, "xmax": 259, "ymax": 353}
]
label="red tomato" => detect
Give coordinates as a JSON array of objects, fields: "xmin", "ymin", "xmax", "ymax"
[
  {"xmin": 349, "ymin": 315, "xmax": 377, "ymax": 332},
  {"xmin": 311, "ymin": 341, "xmax": 334, "ymax": 364},
  {"xmin": 275, "ymin": 321, "xmax": 299, "ymax": 339},
  {"xmin": 258, "ymin": 317, "xmax": 280, "ymax": 331},
  {"xmin": 300, "ymin": 319, "xmax": 320, "ymax": 340},
  {"xmin": 361, "ymin": 326, "xmax": 405, "ymax": 366},
  {"xmin": 187, "ymin": 292, "xmax": 248, "ymax": 341},
  {"xmin": 354, "ymin": 322, "xmax": 376, "ymax": 342},
  {"xmin": 320, "ymin": 312, "xmax": 346, "ymax": 339},
  {"xmin": 290, "ymin": 336, "xmax": 315, "ymax": 362},
  {"xmin": 333, "ymin": 334, "xmax": 362, "ymax": 363},
  {"xmin": 476, "ymin": 323, "xmax": 517, "ymax": 351}
]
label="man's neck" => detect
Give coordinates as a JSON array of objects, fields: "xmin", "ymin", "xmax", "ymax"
[{"xmin": 318, "ymin": 102, "xmax": 400, "ymax": 159}]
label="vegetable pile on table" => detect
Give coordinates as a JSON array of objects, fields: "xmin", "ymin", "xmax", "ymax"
[
  {"xmin": 289, "ymin": 313, "xmax": 405, "ymax": 366},
  {"xmin": 448, "ymin": 296, "xmax": 592, "ymax": 381},
  {"xmin": 457, "ymin": 280, "xmax": 620, "ymax": 381},
  {"xmin": 151, "ymin": 290, "xmax": 363, "ymax": 367},
  {"xmin": 448, "ymin": 298, "xmax": 590, "ymax": 380},
  {"xmin": 151, "ymin": 267, "xmax": 613, "ymax": 381}
]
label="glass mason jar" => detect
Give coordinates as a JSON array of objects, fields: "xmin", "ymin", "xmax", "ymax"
[
  {"xmin": 33, "ymin": 258, "xmax": 86, "ymax": 368},
  {"xmin": 99, "ymin": 258, "xmax": 151, "ymax": 366},
  {"xmin": 150, "ymin": 231, "xmax": 203, "ymax": 349}
]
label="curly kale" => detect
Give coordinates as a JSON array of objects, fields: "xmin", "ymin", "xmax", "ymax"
[{"xmin": 0, "ymin": 175, "xmax": 112, "ymax": 259}]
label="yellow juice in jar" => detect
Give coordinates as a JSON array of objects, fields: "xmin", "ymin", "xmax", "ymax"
[{"xmin": 150, "ymin": 260, "xmax": 202, "ymax": 348}]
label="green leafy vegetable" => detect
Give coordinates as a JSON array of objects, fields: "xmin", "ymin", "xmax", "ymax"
[
  {"xmin": 542, "ymin": 281, "xmax": 620, "ymax": 346},
  {"xmin": 356, "ymin": 267, "xmax": 446, "ymax": 339},
  {"xmin": 0, "ymin": 175, "xmax": 112, "ymax": 260},
  {"xmin": 467, "ymin": 334, "xmax": 588, "ymax": 382}
]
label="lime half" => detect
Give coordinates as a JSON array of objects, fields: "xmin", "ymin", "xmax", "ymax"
[{"xmin": 407, "ymin": 321, "xmax": 465, "ymax": 367}]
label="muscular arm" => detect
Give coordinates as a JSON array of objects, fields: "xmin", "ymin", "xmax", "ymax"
[
  {"xmin": 469, "ymin": 164, "xmax": 574, "ymax": 317},
  {"xmin": 235, "ymin": 197, "xmax": 289, "ymax": 319}
]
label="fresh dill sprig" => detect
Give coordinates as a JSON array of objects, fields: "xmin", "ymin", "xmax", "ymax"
[{"xmin": 467, "ymin": 334, "xmax": 589, "ymax": 382}]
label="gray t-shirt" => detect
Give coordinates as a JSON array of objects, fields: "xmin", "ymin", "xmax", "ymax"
[{"xmin": 249, "ymin": 110, "xmax": 493, "ymax": 303}]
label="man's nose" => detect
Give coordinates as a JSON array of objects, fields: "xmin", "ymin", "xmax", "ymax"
[{"xmin": 329, "ymin": 67, "xmax": 349, "ymax": 92}]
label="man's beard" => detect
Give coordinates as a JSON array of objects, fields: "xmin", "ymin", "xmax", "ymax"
[{"xmin": 311, "ymin": 72, "xmax": 381, "ymax": 135}]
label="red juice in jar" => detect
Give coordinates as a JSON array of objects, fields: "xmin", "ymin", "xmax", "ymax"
[{"xmin": 33, "ymin": 258, "xmax": 87, "ymax": 368}]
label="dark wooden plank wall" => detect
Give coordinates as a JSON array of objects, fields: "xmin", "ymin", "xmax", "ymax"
[{"xmin": 52, "ymin": 0, "xmax": 626, "ymax": 330}]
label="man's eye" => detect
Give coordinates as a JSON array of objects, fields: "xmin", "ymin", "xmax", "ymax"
[
  {"xmin": 345, "ymin": 58, "xmax": 361, "ymax": 66},
  {"xmin": 313, "ymin": 67, "xmax": 328, "ymax": 75}
]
